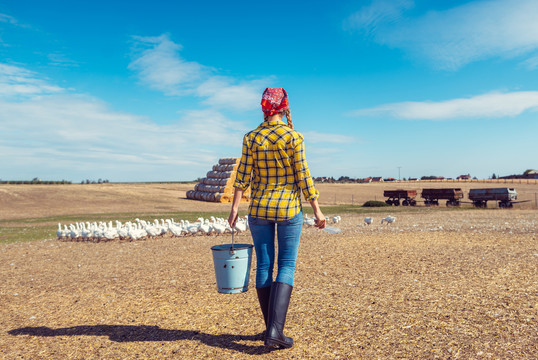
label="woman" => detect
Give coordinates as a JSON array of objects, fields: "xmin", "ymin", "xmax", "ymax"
[{"xmin": 228, "ymin": 87, "xmax": 325, "ymax": 349}]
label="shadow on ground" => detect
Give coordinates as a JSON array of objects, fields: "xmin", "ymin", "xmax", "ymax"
[{"xmin": 8, "ymin": 325, "xmax": 276, "ymax": 355}]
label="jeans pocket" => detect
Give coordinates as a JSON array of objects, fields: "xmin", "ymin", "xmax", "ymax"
[
  {"xmin": 248, "ymin": 215, "xmax": 271, "ymax": 226},
  {"xmin": 283, "ymin": 211, "xmax": 303, "ymax": 226}
]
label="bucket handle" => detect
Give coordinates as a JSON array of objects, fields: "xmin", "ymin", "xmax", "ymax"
[{"xmin": 230, "ymin": 228, "xmax": 236, "ymax": 255}]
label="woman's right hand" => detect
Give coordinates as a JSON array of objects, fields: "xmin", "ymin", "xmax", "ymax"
[
  {"xmin": 314, "ymin": 210, "xmax": 326, "ymax": 229},
  {"xmin": 309, "ymin": 198, "xmax": 326, "ymax": 229}
]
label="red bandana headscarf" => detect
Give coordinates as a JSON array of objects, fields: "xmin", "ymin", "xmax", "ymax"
[{"xmin": 261, "ymin": 88, "xmax": 289, "ymax": 117}]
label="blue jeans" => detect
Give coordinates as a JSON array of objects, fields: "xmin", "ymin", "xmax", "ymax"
[{"xmin": 248, "ymin": 211, "xmax": 303, "ymax": 288}]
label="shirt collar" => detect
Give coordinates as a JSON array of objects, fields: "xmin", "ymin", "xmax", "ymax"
[{"xmin": 261, "ymin": 119, "xmax": 286, "ymax": 127}]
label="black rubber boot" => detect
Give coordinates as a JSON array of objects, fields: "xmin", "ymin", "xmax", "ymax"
[
  {"xmin": 265, "ymin": 282, "xmax": 294, "ymax": 349},
  {"xmin": 256, "ymin": 286, "xmax": 271, "ymax": 326}
]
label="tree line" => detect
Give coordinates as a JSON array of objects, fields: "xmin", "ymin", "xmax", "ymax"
[{"xmin": 0, "ymin": 178, "xmax": 71, "ymax": 185}]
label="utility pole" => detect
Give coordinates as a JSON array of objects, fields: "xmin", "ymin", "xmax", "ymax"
[{"xmin": 398, "ymin": 166, "xmax": 401, "ymax": 181}]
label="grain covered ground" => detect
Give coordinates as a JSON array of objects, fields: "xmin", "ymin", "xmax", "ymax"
[{"xmin": 0, "ymin": 183, "xmax": 537, "ymax": 359}]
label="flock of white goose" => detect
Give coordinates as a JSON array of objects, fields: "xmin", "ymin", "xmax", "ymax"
[
  {"xmin": 56, "ymin": 216, "xmax": 249, "ymax": 242},
  {"xmin": 56, "ymin": 214, "xmax": 395, "ymax": 242}
]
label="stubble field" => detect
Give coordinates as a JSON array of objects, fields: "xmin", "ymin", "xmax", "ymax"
[{"xmin": 0, "ymin": 182, "xmax": 537, "ymax": 359}]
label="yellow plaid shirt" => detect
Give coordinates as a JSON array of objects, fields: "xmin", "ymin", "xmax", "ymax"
[{"xmin": 234, "ymin": 119, "xmax": 319, "ymax": 221}]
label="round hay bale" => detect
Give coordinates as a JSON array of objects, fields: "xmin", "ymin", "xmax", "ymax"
[
  {"xmin": 206, "ymin": 171, "xmax": 220, "ymax": 179},
  {"xmin": 218, "ymin": 158, "xmax": 239, "ymax": 165}
]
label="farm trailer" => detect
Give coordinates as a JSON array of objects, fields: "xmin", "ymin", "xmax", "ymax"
[
  {"xmin": 383, "ymin": 189, "xmax": 417, "ymax": 206},
  {"xmin": 468, "ymin": 187, "xmax": 518, "ymax": 208},
  {"xmin": 421, "ymin": 188, "xmax": 464, "ymax": 207}
]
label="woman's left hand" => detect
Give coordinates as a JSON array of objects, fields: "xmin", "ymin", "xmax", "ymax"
[
  {"xmin": 228, "ymin": 210, "xmax": 238, "ymax": 228},
  {"xmin": 228, "ymin": 188, "xmax": 243, "ymax": 227}
]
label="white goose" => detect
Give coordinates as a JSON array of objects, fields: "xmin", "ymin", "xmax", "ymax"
[
  {"xmin": 129, "ymin": 223, "xmax": 147, "ymax": 240},
  {"xmin": 102, "ymin": 222, "xmax": 119, "ymax": 241},
  {"xmin": 145, "ymin": 223, "xmax": 160, "ymax": 238},
  {"xmin": 200, "ymin": 221, "xmax": 212, "ymax": 235},
  {"xmin": 57, "ymin": 223, "xmax": 68, "ymax": 239},
  {"xmin": 81, "ymin": 223, "xmax": 92, "ymax": 240},
  {"xmin": 234, "ymin": 218, "xmax": 248, "ymax": 233},
  {"xmin": 169, "ymin": 221, "xmax": 185, "ymax": 237},
  {"xmin": 118, "ymin": 221, "xmax": 129, "ymax": 239},
  {"xmin": 381, "ymin": 216, "xmax": 396, "ymax": 225},
  {"xmin": 69, "ymin": 224, "xmax": 81, "ymax": 240},
  {"xmin": 212, "ymin": 222, "xmax": 226, "ymax": 235},
  {"xmin": 186, "ymin": 221, "xmax": 201, "ymax": 235},
  {"xmin": 159, "ymin": 219, "xmax": 169, "ymax": 235},
  {"xmin": 304, "ymin": 215, "xmax": 316, "ymax": 227}
]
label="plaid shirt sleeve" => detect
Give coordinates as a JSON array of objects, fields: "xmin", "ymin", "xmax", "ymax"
[
  {"xmin": 233, "ymin": 134, "xmax": 253, "ymax": 191},
  {"xmin": 293, "ymin": 133, "xmax": 319, "ymax": 201}
]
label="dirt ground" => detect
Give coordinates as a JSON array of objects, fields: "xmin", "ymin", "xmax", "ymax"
[
  {"xmin": 0, "ymin": 183, "xmax": 537, "ymax": 359},
  {"xmin": 0, "ymin": 183, "xmax": 226, "ymax": 220}
]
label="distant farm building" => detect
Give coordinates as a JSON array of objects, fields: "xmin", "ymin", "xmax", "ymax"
[
  {"xmin": 500, "ymin": 170, "xmax": 538, "ymax": 180},
  {"xmin": 526, "ymin": 170, "xmax": 538, "ymax": 179}
]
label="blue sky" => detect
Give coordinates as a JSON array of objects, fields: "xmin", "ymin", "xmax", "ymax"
[{"xmin": 1, "ymin": 0, "xmax": 536, "ymax": 182}]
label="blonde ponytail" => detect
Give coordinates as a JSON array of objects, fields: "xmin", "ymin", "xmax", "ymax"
[{"xmin": 284, "ymin": 109, "xmax": 293, "ymax": 129}]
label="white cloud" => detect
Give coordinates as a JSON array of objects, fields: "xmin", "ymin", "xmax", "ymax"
[
  {"xmin": 0, "ymin": 13, "xmax": 18, "ymax": 25},
  {"xmin": 196, "ymin": 76, "xmax": 268, "ymax": 111},
  {"xmin": 47, "ymin": 53, "xmax": 80, "ymax": 67},
  {"xmin": 0, "ymin": 63, "xmax": 247, "ymax": 181},
  {"xmin": 128, "ymin": 34, "xmax": 207, "ymax": 96},
  {"xmin": 176, "ymin": 108, "xmax": 247, "ymax": 145},
  {"xmin": 0, "ymin": 12, "xmax": 31, "ymax": 30},
  {"xmin": 350, "ymin": 91, "xmax": 538, "ymax": 120},
  {"xmin": 346, "ymin": 0, "xmax": 538, "ymax": 70},
  {"xmin": 521, "ymin": 55, "xmax": 538, "ymax": 70},
  {"xmin": 0, "ymin": 63, "xmax": 63, "ymax": 97},
  {"xmin": 128, "ymin": 34, "xmax": 269, "ymax": 111},
  {"xmin": 343, "ymin": 0, "xmax": 414, "ymax": 35}
]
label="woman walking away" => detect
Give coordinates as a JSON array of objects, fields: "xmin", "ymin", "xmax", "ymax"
[{"xmin": 228, "ymin": 87, "xmax": 326, "ymax": 349}]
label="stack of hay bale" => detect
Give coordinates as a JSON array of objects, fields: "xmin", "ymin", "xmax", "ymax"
[{"xmin": 186, "ymin": 158, "xmax": 250, "ymax": 203}]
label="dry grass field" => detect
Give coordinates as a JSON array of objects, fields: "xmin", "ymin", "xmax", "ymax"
[
  {"xmin": 1, "ymin": 180, "xmax": 537, "ymax": 220},
  {"xmin": 0, "ymin": 182, "xmax": 537, "ymax": 359}
]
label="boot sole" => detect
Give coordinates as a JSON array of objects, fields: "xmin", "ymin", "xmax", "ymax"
[{"xmin": 265, "ymin": 337, "xmax": 293, "ymax": 349}]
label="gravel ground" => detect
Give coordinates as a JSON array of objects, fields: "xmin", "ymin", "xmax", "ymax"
[{"xmin": 1, "ymin": 209, "xmax": 537, "ymax": 359}]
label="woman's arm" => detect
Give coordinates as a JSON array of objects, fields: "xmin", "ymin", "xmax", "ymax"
[
  {"xmin": 228, "ymin": 187, "xmax": 244, "ymax": 227},
  {"xmin": 292, "ymin": 134, "xmax": 324, "ymax": 228},
  {"xmin": 229, "ymin": 134, "xmax": 251, "ymax": 227},
  {"xmin": 293, "ymin": 136, "xmax": 319, "ymax": 201},
  {"xmin": 309, "ymin": 198, "xmax": 326, "ymax": 229}
]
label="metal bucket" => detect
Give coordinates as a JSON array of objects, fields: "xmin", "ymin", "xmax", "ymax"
[{"xmin": 211, "ymin": 240, "xmax": 253, "ymax": 294}]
